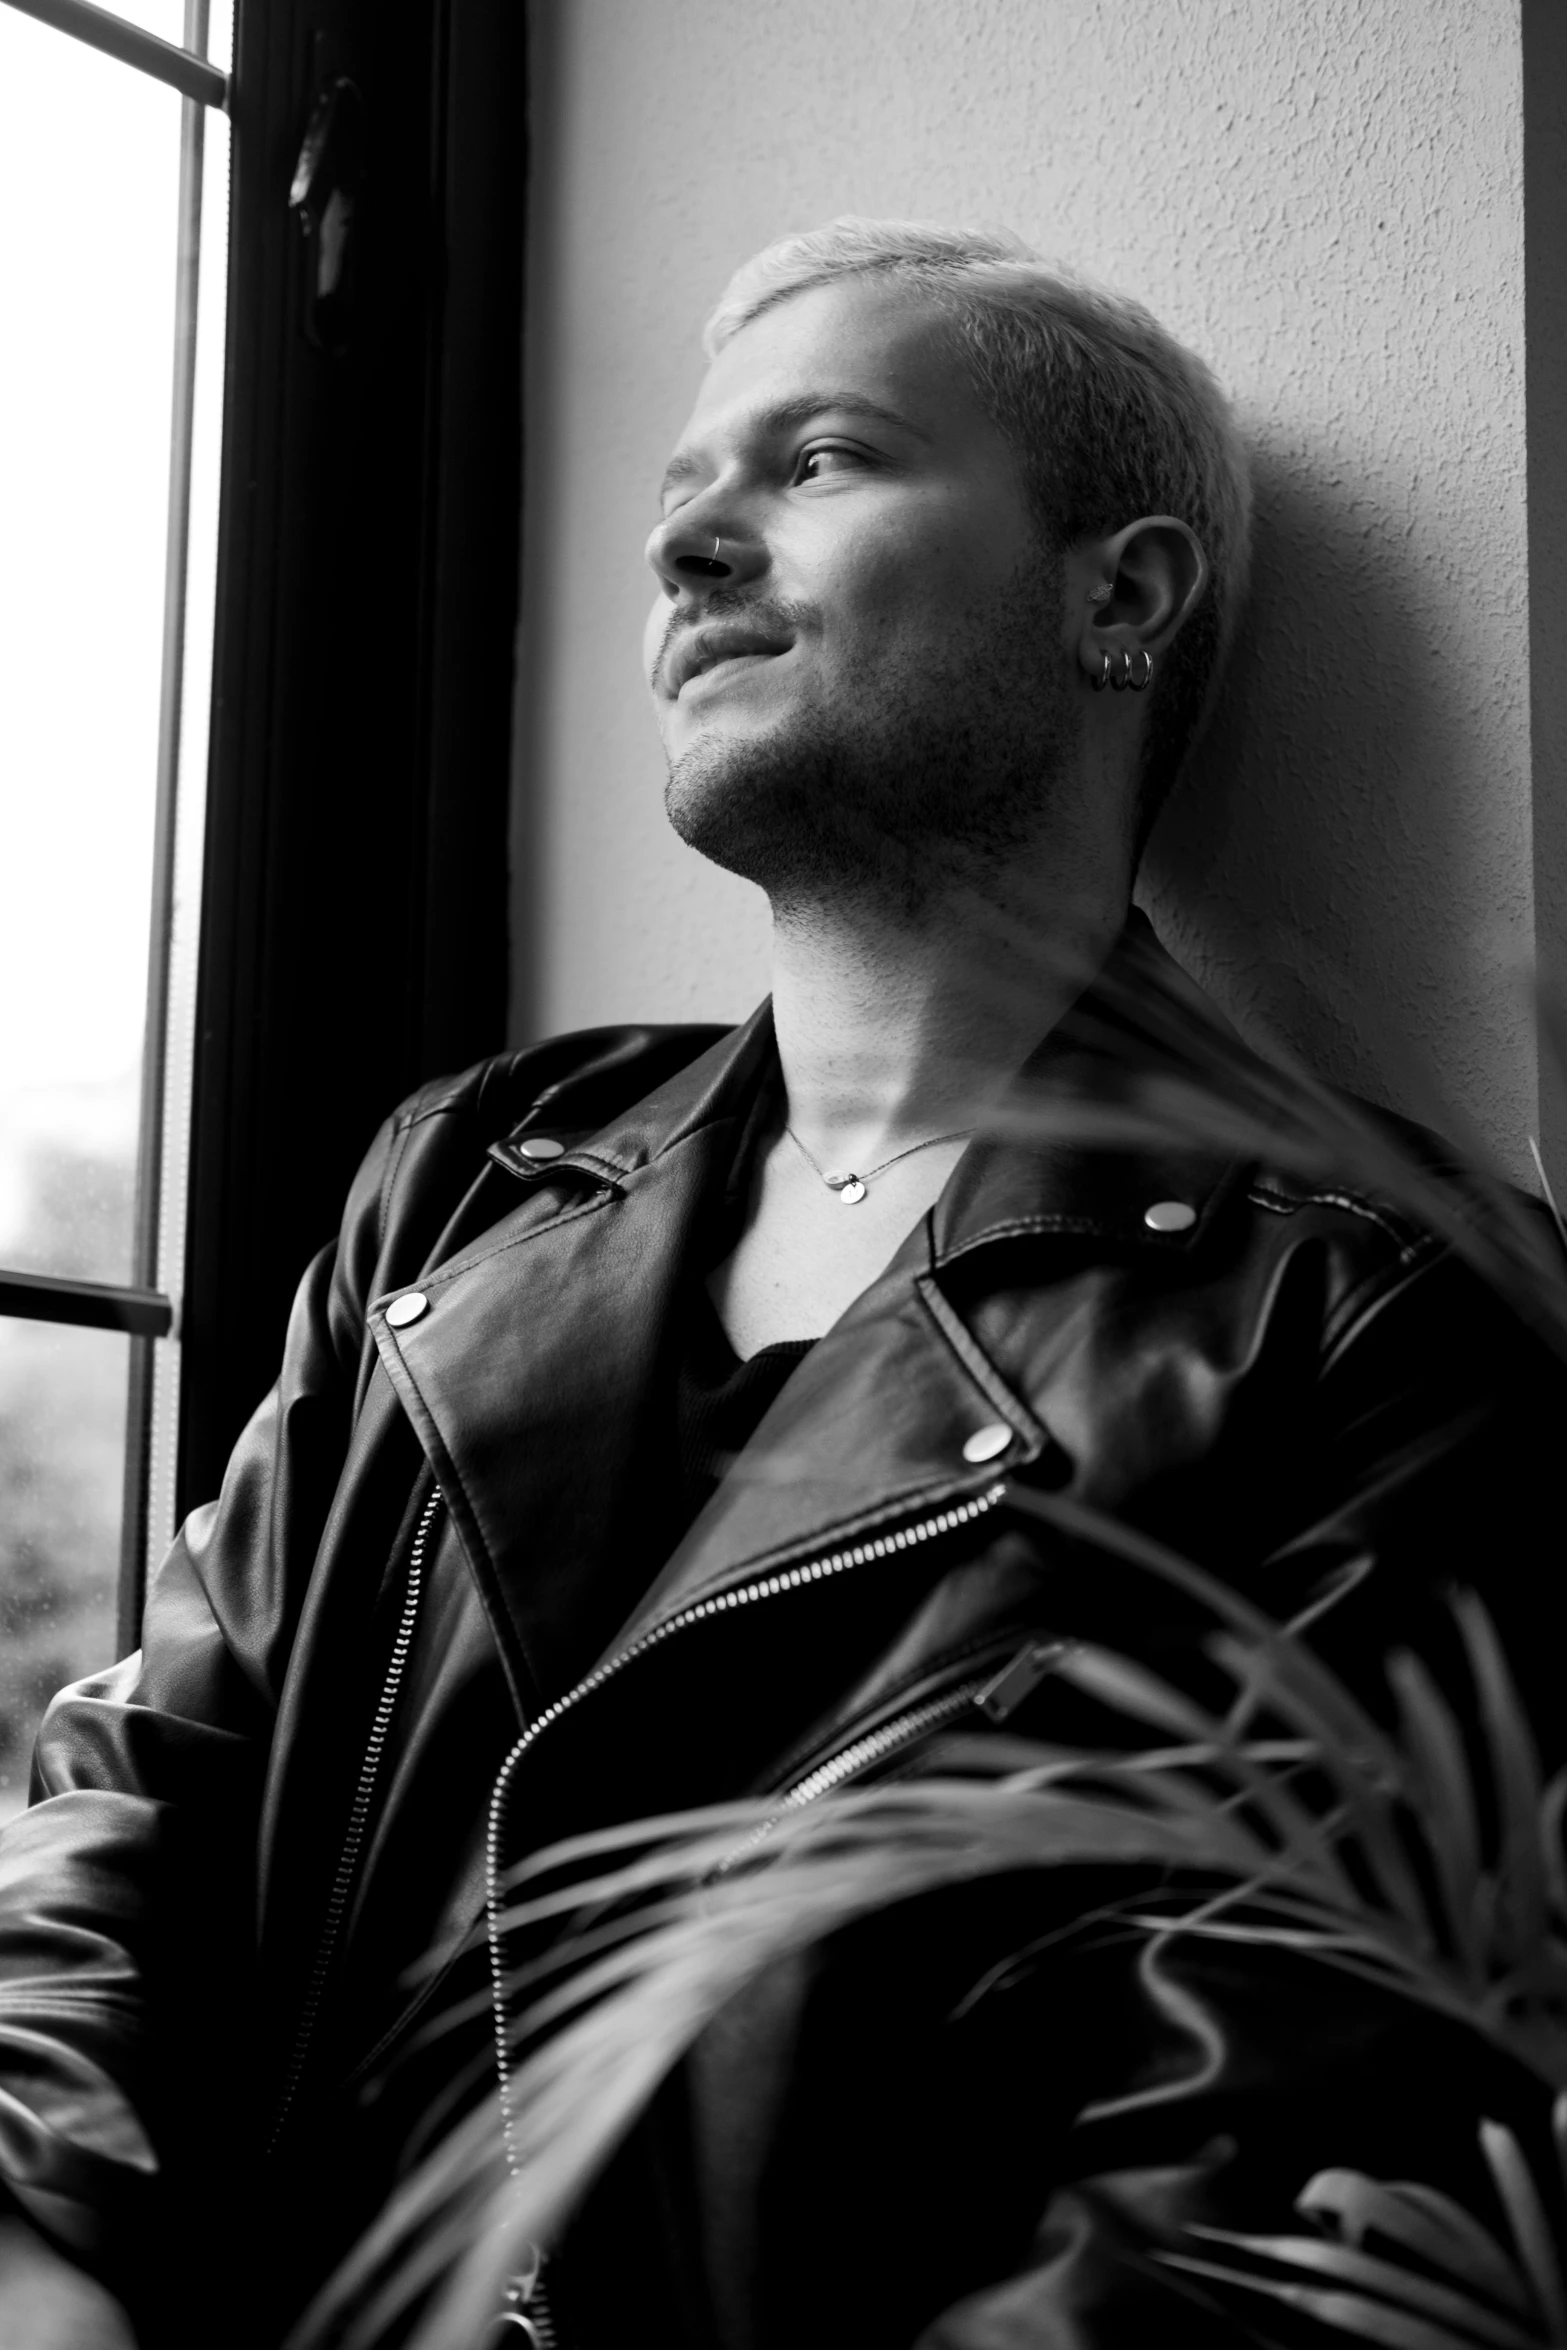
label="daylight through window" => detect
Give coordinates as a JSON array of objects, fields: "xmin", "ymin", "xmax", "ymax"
[{"xmin": 0, "ymin": 0, "xmax": 231, "ymax": 1817}]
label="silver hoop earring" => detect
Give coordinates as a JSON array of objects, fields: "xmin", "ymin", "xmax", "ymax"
[
  {"xmin": 1109, "ymin": 649, "xmax": 1132, "ymax": 692},
  {"xmin": 1091, "ymin": 651, "xmax": 1112, "ymax": 692},
  {"xmin": 1128, "ymin": 648, "xmax": 1154, "ymax": 691}
]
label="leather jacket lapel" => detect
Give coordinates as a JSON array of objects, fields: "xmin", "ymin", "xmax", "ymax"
[
  {"xmin": 369, "ymin": 1015, "xmax": 773, "ymax": 1701},
  {"xmin": 616, "ymin": 1225, "xmax": 1051, "ymax": 1644}
]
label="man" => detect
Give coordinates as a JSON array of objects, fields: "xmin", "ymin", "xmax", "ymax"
[{"xmin": 0, "ymin": 219, "xmax": 1557, "ymax": 2348}]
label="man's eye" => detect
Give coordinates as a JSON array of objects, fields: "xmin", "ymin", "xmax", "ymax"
[{"xmin": 794, "ymin": 445, "xmax": 865, "ymax": 483}]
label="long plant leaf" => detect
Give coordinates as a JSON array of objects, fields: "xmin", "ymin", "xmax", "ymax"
[
  {"xmin": 1457, "ymin": 1603, "xmax": 1551, "ymax": 1966},
  {"xmin": 1297, "ymin": 2172, "xmax": 1531, "ymax": 2316},
  {"xmin": 1182, "ymin": 2228, "xmax": 1542, "ymax": 2349},
  {"xmin": 1387, "ymin": 1653, "xmax": 1487, "ymax": 1978},
  {"xmin": 294, "ymin": 1782, "xmax": 1280, "ymax": 2350},
  {"xmin": 1205, "ymin": 1631, "xmax": 1434, "ymax": 1947},
  {"xmin": 1161, "ymin": 2254, "xmax": 1533, "ymax": 2350},
  {"xmin": 1051, "ymin": 1644, "xmax": 1362, "ymax": 1904},
  {"xmin": 1482, "ymin": 2122, "xmax": 1567, "ymax": 2340}
]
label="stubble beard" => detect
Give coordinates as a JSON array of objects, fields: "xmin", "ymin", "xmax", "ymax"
[{"xmin": 661, "ymin": 558, "xmax": 1082, "ymax": 925}]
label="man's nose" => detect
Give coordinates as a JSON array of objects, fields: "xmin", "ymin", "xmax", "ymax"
[{"xmin": 645, "ymin": 507, "xmax": 763, "ymax": 596}]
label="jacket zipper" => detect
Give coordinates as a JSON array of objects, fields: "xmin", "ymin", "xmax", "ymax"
[
  {"xmin": 716, "ymin": 1677, "xmax": 999, "ymax": 1874},
  {"xmin": 720, "ymin": 1635, "xmax": 1074, "ymax": 1873},
  {"xmin": 484, "ymin": 1479, "xmax": 1007, "ymax": 2170},
  {"xmin": 267, "ymin": 1487, "xmax": 442, "ymax": 2150},
  {"xmin": 494, "ymin": 2246, "xmax": 557, "ymax": 2348}
]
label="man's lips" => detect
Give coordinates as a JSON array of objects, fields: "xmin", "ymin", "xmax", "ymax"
[{"xmin": 664, "ymin": 623, "xmax": 793, "ymax": 697}]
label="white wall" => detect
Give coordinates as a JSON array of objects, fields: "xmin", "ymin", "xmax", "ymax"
[{"xmin": 513, "ymin": 0, "xmax": 1535, "ymax": 1169}]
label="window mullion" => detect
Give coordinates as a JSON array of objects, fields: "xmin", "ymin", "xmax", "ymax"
[
  {"xmin": 0, "ymin": 0, "xmax": 225, "ymax": 105},
  {"xmin": 118, "ymin": 0, "xmax": 213, "ymax": 1635},
  {"xmin": 0, "ymin": 1270, "xmax": 172, "ymax": 1336}
]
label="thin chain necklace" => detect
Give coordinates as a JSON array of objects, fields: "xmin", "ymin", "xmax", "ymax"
[{"xmin": 784, "ymin": 1122, "xmax": 972, "ymax": 1206}]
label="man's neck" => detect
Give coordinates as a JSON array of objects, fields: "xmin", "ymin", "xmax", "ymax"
[
  {"xmin": 768, "ymin": 872, "xmax": 1129, "ymax": 1167},
  {"xmin": 708, "ymin": 852, "xmax": 1130, "ymax": 1358}
]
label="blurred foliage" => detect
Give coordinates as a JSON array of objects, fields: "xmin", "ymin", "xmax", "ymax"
[{"xmin": 0, "ymin": 1140, "xmax": 129, "ymax": 1813}]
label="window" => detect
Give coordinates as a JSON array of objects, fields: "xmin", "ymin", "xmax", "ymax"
[
  {"xmin": 0, "ymin": 0, "xmax": 231, "ymax": 1818},
  {"xmin": 1, "ymin": 0, "xmax": 525, "ymax": 1820}
]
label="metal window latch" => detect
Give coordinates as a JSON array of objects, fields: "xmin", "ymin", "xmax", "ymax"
[{"xmin": 288, "ymin": 77, "xmax": 366, "ymax": 355}]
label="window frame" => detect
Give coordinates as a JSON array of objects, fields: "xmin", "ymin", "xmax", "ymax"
[
  {"xmin": 176, "ymin": 0, "xmax": 525, "ymax": 1550},
  {"xmin": 0, "ymin": 0, "xmax": 227, "ymax": 1655},
  {"xmin": 0, "ymin": 0, "xmax": 526, "ymax": 1652}
]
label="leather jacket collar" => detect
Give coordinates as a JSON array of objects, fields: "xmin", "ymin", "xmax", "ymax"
[
  {"xmin": 368, "ymin": 917, "xmax": 1249, "ymax": 1703},
  {"xmin": 483, "ymin": 911, "xmax": 1248, "ymax": 1262}
]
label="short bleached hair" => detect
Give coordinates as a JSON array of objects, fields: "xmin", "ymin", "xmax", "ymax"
[{"xmin": 706, "ymin": 218, "xmax": 1252, "ymax": 829}]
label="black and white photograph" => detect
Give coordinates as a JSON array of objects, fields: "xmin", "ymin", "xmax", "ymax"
[{"xmin": 3, "ymin": 4, "xmax": 1567, "ymax": 2345}]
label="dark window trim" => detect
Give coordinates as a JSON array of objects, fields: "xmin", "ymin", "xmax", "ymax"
[
  {"xmin": 173, "ymin": 0, "xmax": 525, "ymax": 1547},
  {"xmin": 0, "ymin": 1270, "xmax": 173, "ymax": 1338}
]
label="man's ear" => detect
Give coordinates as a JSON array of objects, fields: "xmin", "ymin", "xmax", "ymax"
[{"xmin": 1071, "ymin": 516, "xmax": 1209, "ymax": 676}]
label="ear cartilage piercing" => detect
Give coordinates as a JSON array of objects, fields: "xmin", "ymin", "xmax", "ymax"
[
  {"xmin": 1090, "ymin": 647, "xmax": 1156, "ymax": 692},
  {"xmin": 1087, "ymin": 582, "xmax": 1113, "ymax": 605}
]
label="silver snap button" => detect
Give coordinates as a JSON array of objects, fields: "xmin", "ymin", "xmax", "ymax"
[
  {"xmin": 962, "ymin": 1422, "xmax": 1013, "ymax": 1464},
  {"xmin": 1144, "ymin": 1199, "xmax": 1197, "ymax": 1233},
  {"xmin": 518, "ymin": 1135, "xmax": 565, "ymax": 1161},
  {"xmin": 385, "ymin": 1290, "xmax": 429, "ymax": 1327}
]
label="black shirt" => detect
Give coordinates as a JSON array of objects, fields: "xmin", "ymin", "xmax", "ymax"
[
  {"xmin": 672, "ymin": 1288, "xmax": 816, "ymax": 1532},
  {"xmin": 664, "ymin": 1064, "xmax": 818, "ymax": 1549}
]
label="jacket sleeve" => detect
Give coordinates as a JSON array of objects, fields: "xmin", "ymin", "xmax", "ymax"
[{"xmin": 0, "ymin": 1108, "xmax": 404, "ymax": 2278}]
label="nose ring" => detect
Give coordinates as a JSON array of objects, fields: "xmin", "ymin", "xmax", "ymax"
[{"xmin": 712, "ymin": 536, "xmax": 722, "ymax": 563}]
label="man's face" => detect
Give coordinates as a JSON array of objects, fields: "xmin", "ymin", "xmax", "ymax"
[{"xmin": 644, "ymin": 276, "xmax": 1082, "ymax": 911}]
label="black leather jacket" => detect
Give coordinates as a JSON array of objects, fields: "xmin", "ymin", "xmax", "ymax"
[{"xmin": 1, "ymin": 929, "xmax": 1559, "ymax": 2348}]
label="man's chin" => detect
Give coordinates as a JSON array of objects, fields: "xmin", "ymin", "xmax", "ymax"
[{"xmin": 663, "ymin": 731, "xmax": 892, "ymax": 899}]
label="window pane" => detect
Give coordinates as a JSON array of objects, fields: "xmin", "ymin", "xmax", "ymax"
[
  {"xmin": 33, "ymin": 3, "xmax": 232, "ymax": 71},
  {"xmin": 0, "ymin": 1319, "xmax": 126, "ymax": 1822},
  {"xmin": 81, "ymin": 0, "xmax": 186, "ymax": 44},
  {"xmin": 205, "ymin": 0, "xmax": 232, "ymax": 104},
  {"xmin": 0, "ymin": 15, "xmax": 184, "ymax": 1288},
  {"xmin": 145, "ymin": 52, "xmax": 230, "ymax": 1566}
]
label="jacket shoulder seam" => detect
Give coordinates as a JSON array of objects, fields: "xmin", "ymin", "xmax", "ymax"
[
  {"xmin": 391, "ymin": 1073, "xmax": 494, "ymax": 1131},
  {"xmin": 375, "ymin": 1112, "xmax": 417, "ymax": 1255},
  {"xmin": 1248, "ymin": 1178, "xmax": 1424, "ymax": 1251},
  {"xmin": 381, "ymin": 1055, "xmax": 560, "ymax": 1150},
  {"xmin": 385, "ymin": 1025, "xmax": 738, "ymax": 1144}
]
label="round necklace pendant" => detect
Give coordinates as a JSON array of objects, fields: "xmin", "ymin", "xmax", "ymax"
[{"xmin": 838, "ymin": 1177, "xmax": 868, "ymax": 1205}]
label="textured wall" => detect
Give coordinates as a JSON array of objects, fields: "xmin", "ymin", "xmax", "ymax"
[{"xmin": 514, "ymin": 0, "xmax": 1535, "ymax": 1167}]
